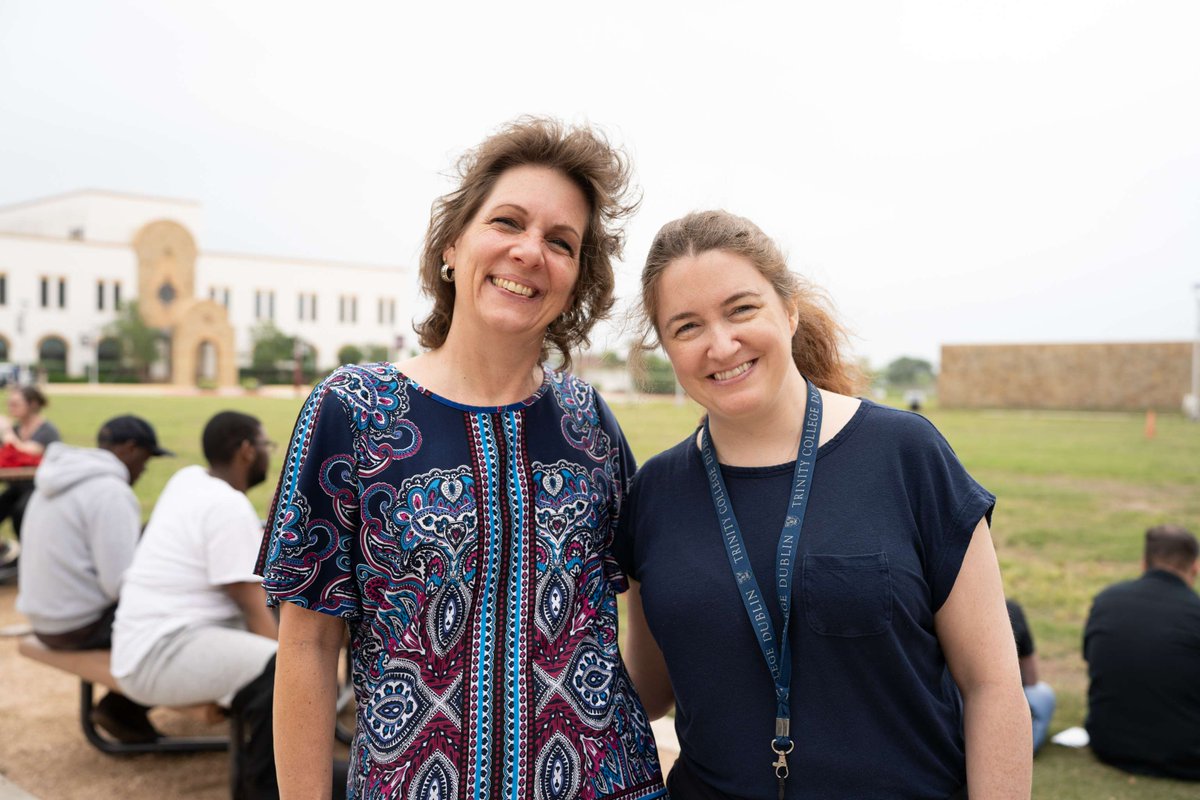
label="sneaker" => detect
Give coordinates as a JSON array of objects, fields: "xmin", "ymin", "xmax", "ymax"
[
  {"xmin": 0, "ymin": 540, "xmax": 18, "ymax": 566},
  {"xmin": 91, "ymin": 692, "xmax": 161, "ymax": 744}
]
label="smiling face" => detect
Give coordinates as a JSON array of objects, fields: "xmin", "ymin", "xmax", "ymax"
[
  {"xmin": 656, "ymin": 249, "xmax": 801, "ymax": 425},
  {"xmin": 443, "ymin": 164, "xmax": 589, "ymax": 347}
]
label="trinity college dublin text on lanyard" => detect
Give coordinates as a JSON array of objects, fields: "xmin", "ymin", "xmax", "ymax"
[{"xmin": 700, "ymin": 379, "xmax": 822, "ymax": 800}]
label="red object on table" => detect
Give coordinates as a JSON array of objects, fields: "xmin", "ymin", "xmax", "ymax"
[{"xmin": 0, "ymin": 444, "xmax": 41, "ymax": 469}]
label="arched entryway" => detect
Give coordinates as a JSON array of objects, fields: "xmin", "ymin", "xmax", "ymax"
[
  {"xmin": 172, "ymin": 299, "xmax": 236, "ymax": 387},
  {"xmin": 97, "ymin": 336, "xmax": 123, "ymax": 381},
  {"xmin": 195, "ymin": 340, "xmax": 218, "ymax": 384},
  {"xmin": 37, "ymin": 335, "xmax": 68, "ymax": 379}
]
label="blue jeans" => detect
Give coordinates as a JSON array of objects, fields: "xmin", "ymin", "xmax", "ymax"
[{"xmin": 1025, "ymin": 681, "xmax": 1056, "ymax": 753}]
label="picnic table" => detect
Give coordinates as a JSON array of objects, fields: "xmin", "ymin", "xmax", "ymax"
[{"xmin": 0, "ymin": 466, "xmax": 37, "ymax": 483}]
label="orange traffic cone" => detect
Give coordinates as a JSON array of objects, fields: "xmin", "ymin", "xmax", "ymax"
[{"xmin": 1144, "ymin": 409, "xmax": 1157, "ymax": 439}]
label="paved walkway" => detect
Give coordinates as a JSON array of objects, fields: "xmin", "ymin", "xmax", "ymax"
[{"xmin": 0, "ymin": 775, "xmax": 37, "ymax": 800}]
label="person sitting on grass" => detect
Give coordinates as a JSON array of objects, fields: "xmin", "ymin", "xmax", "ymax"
[
  {"xmin": 1007, "ymin": 598, "xmax": 1056, "ymax": 753},
  {"xmin": 1083, "ymin": 524, "xmax": 1200, "ymax": 781},
  {"xmin": 16, "ymin": 415, "xmax": 172, "ymax": 743}
]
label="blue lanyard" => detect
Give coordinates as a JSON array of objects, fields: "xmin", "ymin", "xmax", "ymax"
[{"xmin": 699, "ymin": 379, "xmax": 822, "ymax": 795}]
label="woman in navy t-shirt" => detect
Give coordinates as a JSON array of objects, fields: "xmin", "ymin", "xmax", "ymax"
[{"xmin": 616, "ymin": 210, "xmax": 1031, "ymax": 799}]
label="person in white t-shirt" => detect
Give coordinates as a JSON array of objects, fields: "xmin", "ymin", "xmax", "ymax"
[{"xmin": 112, "ymin": 411, "xmax": 284, "ymax": 798}]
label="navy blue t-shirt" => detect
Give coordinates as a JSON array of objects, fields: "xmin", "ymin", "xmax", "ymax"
[{"xmin": 615, "ymin": 400, "xmax": 995, "ymax": 799}]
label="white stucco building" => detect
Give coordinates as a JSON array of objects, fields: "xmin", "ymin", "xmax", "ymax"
[{"xmin": 0, "ymin": 190, "xmax": 416, "ymax": 385}]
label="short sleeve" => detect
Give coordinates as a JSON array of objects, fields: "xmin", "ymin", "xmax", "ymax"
[
  {"xmin": 594, "ymin": 391, "xmax": 637, "ymax": 594},
  {"xmin": 258, "ymin": 371, "xmax": 363, "ymax": 618},
  {"xmin": 905, "ymin": 417, "xmax": 995, "ymax": 612},
  {"xmin": 32, "ymin": 422, "xmax": 61, "ymax": 447},
  {"xmin": 611, "ymin": 470, "xmax": 641, "ymax": 585},
  {"xmin": 205, "ymin": 494, "xmax": 266, "ymax": 586}
]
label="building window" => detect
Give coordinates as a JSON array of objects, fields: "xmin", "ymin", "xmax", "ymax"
[
  {"xmin": 0, "ymin": 273, "xmax": 6, "ymax": 306},
  {"xmin": 38, "ymin": 335, "xmax": 68, "ymax": 376},
  {"xmin": 256, "ymin": 290, "xmax": 275, "ymax": 321},
  {"xmin": 298, "ymin": 293, "xmax": 318, "ymax": 322},
  {"xmin": 97, "ymin": 280, "xmax": 105, "ymax": 311},
  {"xmin": 378, "ymin": 298, "xmax": 396, "ymax": 325},
  {"xmin": 40, "ymin": 277, "xmax": 49, "ymax": 308},
  {"xmin": 114, "ymin": 282, "xmax": 122, "ymax": 309},
  {"xmin": 58, "ymin": 278, "xmax": 67, "ymax": 308},
  {"xmin": 340, "ymin": 295, "xmax": 358, "ymax": 323}
]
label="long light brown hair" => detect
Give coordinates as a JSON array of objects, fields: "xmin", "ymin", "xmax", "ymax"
[{"xmin": 639, "ymin": 210, "xmax": 863, "ymax": 395}]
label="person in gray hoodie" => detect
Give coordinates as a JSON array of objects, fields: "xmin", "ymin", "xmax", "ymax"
[{"xmin": 16, "ymin": 414, "xmax": 171, "ymax": 742}]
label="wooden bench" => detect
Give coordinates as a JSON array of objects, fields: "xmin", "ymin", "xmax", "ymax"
[{"xmin": 17, "ymin": 635, "xmax": 231, "ymax": 756}]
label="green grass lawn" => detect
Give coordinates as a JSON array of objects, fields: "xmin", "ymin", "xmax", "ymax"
[
  {"xmin": 4, "ymin": 389, "xmax": 1198, "ymax": 798},
  {"xmin": 0, "ymin": 392, "xmax": 312, "ymax": 522}
]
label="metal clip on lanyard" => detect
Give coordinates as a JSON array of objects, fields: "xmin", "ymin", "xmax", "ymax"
[
  {"xmin": 700, "ymin": 379, "xmax": 822, "ymax": 800},
  {"xmin": 772, "ymin": 715, "xmax": 795, "ymax": 800}
]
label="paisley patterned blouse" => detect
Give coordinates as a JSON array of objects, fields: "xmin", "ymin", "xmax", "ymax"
[{"xmin": 259, "ymin": 363, "xmax": 665, "ymax": 800}]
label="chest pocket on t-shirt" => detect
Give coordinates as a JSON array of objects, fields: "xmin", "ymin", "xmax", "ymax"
[{"xmin": 803, "ymin": 552, "xmax": 892, "ymax": 637}]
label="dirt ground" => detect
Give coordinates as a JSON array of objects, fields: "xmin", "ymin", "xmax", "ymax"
[
  {"xmin": 0, "ymin": 583, "xmax": 232, "ymax": 799},
  {"xmin": 0, "ymin": 583, "xmax": 678, "ymax": 799}
]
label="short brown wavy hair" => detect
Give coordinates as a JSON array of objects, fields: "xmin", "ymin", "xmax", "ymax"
[
  {"xmin": 639, "ymin": 210, "xmax": 863, "ymax": 396},
  {"xmin": 415, "ymin": 116, "xmax": 639, "ymax": 372}
]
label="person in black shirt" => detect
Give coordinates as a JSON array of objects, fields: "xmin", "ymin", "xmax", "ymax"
[
  {"xmin": 1007, "ymin": 599, "xmax": 1056, "ymax": 752},
  {"xmin": 1083, "ymin": 524, "xmax": 1200, "ymax": 781}
]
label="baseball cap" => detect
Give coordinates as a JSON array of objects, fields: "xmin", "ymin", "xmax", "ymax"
[{"xmin": 96, "ymin": 415, "xmax": 174, "ymax": 457}]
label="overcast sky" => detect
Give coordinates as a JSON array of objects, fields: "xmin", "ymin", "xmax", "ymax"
[{"xmin": 2, "ymin": 0, "xmax": 1197, "ymax": 368}]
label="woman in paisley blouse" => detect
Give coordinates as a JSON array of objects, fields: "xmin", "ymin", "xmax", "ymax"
[{"xmin": 259, "ymin": 118, "xmax": 666, "ymax": 800}]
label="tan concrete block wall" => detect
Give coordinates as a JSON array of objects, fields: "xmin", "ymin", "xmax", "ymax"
[{"xmin": 938, "ymin": 342, "xmax": 1193, "ymax": 411}]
